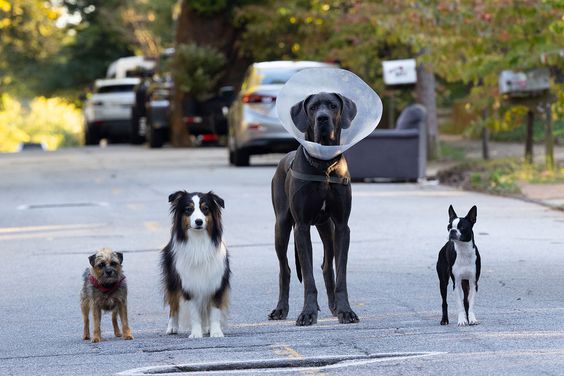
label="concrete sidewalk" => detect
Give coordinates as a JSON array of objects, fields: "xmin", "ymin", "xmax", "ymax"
[{"xmin": 428, "ymin": 137, "xmax": 564, "ymax": 209}]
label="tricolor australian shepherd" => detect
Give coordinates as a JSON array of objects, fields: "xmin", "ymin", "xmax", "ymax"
[{"xmin": 160, "ymin": 190, "xmax": 230, "ymax": 338}]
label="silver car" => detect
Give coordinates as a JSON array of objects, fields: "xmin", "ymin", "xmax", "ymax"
[{"xmin": 227, "ymin": 61, "xmax": 336, "ymax": 166}]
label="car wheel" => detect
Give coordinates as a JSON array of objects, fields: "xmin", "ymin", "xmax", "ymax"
[
  {"xmin": 148, "ymin": 126, "xmax": 165, "ymax": 148},
  {"xmin": 233, "ymin": 147, "xmax": 250, "ymax": 166},
  {"xmin": 130, "ymin": 108, "xmax": 145, "ymax": 145},
  {"xmin": 84, "ymin": 126, "xmax": 100, "ymax": 146}
]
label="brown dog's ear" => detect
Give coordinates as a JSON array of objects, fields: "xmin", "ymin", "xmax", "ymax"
[
  {"xmin": 206, "ymin": 191, "xmax": 224, "ymax": 209},
  {"xmin": 290, "ymin": 95, "xmax": 313, "ymax": 133},
  {"xmin": 116, "ymin": 252, "xmax": 124, "ymax": 265},
  {"xmin": 466, "ymin": 205, "xmax": 477, "ymax": 224},
  {"xmin": 88, "ymin": 254, "xmax": 97, "ymax": 267},
  {"xmin": 168, "ymin": 191, "xmax": 185, "ymax": 204},
  {"xmin": 334, "ymin": 93, "xmax": 357, "ymax": 129}
]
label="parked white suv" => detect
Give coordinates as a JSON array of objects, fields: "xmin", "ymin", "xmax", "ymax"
[{"xmin": 83, "ymin": 78, "xmax": 140, "ymax": 145}]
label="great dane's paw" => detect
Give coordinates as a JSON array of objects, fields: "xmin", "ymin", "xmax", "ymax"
[
  {"xmin": 296, "ymin": 311, "xmax": 317, "ymax": 326},
  {"xmin": 468, "ymin": 312, "xmax": 479, "ymax": 326},
  {"xmin": 440, "ymin": 317, "xmax": 449, "ymax": 325},
  {"xmin": 268, "ymin": 307, "xmax": 288, "ymax": 320},
  {"xmin": 338, "ymin": 310, "xmax": 359, "ymax": 324},
  {"xmin": 329, "ymin": 305, "xmax": 338, "ymax": 317}
]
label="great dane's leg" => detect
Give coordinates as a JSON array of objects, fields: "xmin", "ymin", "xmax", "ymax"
[
  {"xmin": 269, "ymin": 213, "xmax": 293, "ymax": 320},
  {"xmin": 316, "ymin": 218, "xmax": 337, "ymax": 316},
  {"xmin": 332, "ymin": 190, "xmax": 359, "ymax": 324},
  {"xmin": 294, "ymin": 223, "xmax": 318, "ymax": 326}
]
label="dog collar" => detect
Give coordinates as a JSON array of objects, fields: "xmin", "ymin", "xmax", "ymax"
[{"xmin": 88, "ymin": 274, "xmax": 125, "ymax": 294}]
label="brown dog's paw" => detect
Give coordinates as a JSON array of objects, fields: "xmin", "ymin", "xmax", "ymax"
[
  {"xmin": 268, "ymin": 307, "xmax": 288, "ymax": 320},
  {"xmin": 82, "ymin": 334, "xmax": 90, "ymax": 340},
  {"xmin": 91, "ymin": 337, "xmax": 101, "ymax": 343},
  {"xmin": 337, "ymin": 310, "xmax": 359, "ymax": 324},
  {"xmin": 123, "ymin": 334, "xmax": 133, "ymax": 340}
]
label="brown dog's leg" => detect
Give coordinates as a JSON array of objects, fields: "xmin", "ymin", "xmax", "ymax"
[
  {"xmin": 118, "ymin": 302, "xmax": 133, "ymax": 340},
  {"xmin": 92, "ymin": 306, "xmax": 102, "ymax": 343},
  {"xmin": 81, "ymin": 299, "xmax": 91, "ymax": 340},
  {"xmin": 112, "ymin": 309, "xmax": 122, "ymax": 337}
]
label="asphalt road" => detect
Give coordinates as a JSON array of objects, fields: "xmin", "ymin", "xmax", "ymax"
[{"xmin": 0, "ymin": 146, "xmax": 562, "ymax": 376}]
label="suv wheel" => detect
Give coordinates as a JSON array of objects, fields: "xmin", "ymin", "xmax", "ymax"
[
  {"xmin": 148, "ymin": 126, "xmax": 165, "ymax": 148},
  {"xmin": 130, "ymin": 108, "xmax": 145, "ymax": 145},
  {"xmin": 84, "ymin": 125, "xmax": 100, "ymax": 146},
  {"xmin": 233, "ymin": 147, "xmax": 250, "ymax": 166}
]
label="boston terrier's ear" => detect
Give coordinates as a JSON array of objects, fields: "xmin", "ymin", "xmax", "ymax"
[
  {"xmin": 466, "ymin": 205, "xmax": 477, "ymax": 224},
  {"xmin": 448, "ymin": 205, "xmax": 458, "ymax": 222}
]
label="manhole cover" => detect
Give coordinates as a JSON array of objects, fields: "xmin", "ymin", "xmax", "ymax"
[
  {"xmin": 118, "ymin": 352, "xmax": 442, "ymax": 375},
  {"xmin": 17, "ymin": 202, "xmax": 109, "ymax": 210}
]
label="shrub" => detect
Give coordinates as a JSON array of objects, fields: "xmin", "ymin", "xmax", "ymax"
[
  {"xmin": 171, "ymin": 43, "xmax": 226, "ymax": 100},
  {"xmin": 0, "ymin": 94, "xmax": 83, "ymax": 152}
]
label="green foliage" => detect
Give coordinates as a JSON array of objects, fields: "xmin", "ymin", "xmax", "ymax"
[
  {"xmin": 186, "ymin": 0, "xmax": 228, "ymax": 15},
  {"xmin": 0, "ymin": 0, "xmax": 65, "ymax": 95},
  {"xmin": 171, "ymin": 43, "xmax": 226, "ymax": 99},
  {"xmin": 439, "ymin": 158, "xmax": 564, "ymax": 196},
  {"xmin": 0, "ymin": 94, "xmax": 83, "ymax": 152}
]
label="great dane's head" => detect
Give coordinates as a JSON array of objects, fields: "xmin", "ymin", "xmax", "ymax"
[{"xmin": 290, "ymin": 92, "xmax": 357, "ymax": 146}]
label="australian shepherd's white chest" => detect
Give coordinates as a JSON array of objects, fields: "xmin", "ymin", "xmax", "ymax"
[{"xmin": 160, "ymin": 191, "xmax": 230, "ymax": 338}]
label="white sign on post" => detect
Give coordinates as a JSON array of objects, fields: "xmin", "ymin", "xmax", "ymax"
[{"xmin": 382, "ymin": 59, "xmax": 417, "ymax": 85}]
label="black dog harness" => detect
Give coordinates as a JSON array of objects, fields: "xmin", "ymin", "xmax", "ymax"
[{"xmin": 289, "ymin": 151, "xmax": 350, "ymax": 185}]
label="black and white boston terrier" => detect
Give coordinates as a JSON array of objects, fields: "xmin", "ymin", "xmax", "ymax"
[{"xmin": 436, "ymin": 205, "xmax": 481, "ymax": 326}]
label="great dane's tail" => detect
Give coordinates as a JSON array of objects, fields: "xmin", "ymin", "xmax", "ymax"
[{"xmin": 294, "ymin": 239, "xmax": 302, "ymax": 283}]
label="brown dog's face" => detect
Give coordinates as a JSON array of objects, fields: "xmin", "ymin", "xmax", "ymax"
[
  {"xmin": 290, "ymin": 92, "xmax": 357, "ymax": 146},
  {"xmin": 89, "ymin": 248, "xmax": 123, "ymax": 284}
]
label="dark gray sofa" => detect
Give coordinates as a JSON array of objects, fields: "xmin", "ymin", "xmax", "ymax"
[{"xmin": 345, "ymin": 104, "xmax": 427, "ymax": 181}]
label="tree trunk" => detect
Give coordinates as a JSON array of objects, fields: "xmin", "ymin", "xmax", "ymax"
[
  {"xmin": 525, "ymin": 110, "xmax": 534, "ymax": 164},
  {"xmin": 416, "ymin": 62, "xmax": 440, "ymax": 160},
  {"xmin": 172, "ymin": 1, "xmax": 249, "ymax": 147},
  {"xmin": 481, "ymin": 107, "xmax": 490, "ymax": 160},
  {"xmin": 544, "ymin": 97, "xmax": 554, "ymax": 170}
]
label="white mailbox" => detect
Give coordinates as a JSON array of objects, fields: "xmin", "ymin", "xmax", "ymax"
[
  {"xmin": 382, "ymin": 59, "xmax": 417, "ymax": 85},
  {"xmin": 499, "ymin": 68, "xmax": 550, "ymax": 97}
]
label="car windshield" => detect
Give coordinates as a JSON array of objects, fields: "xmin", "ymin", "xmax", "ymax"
[
  {"xmin": 259, "ymin": 68, "xmax": 302, "ymax": 85},
  {"xmin": 96, "ymin": 85, "xmax": 136, "ymax": 94}
]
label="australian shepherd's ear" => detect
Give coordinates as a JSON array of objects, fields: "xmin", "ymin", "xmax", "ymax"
[
  {"xmin": 169, "ymin": 190, "xmax": 187, "ymax": 204},
  {"xmin": 205, "ymin": 191, "xmax": 225, "ymax": 209},
  {"xmin": 203, "ymin": 191, "xmax": 224, "ymax": 247}
]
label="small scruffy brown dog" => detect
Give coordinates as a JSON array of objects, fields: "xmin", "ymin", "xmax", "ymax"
[{"xmin": 80, "ymin": 248, "xmax": 133, "ymax": 342}]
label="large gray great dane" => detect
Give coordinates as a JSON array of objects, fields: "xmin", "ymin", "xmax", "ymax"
[{"xmin": 269, "ymin": 92, "xmax": 360, "ymax": 326}]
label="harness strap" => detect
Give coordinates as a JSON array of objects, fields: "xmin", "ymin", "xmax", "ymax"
[{"xmin": 290, "ymin": 168, "xmax": 350, "ymax": 185}]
